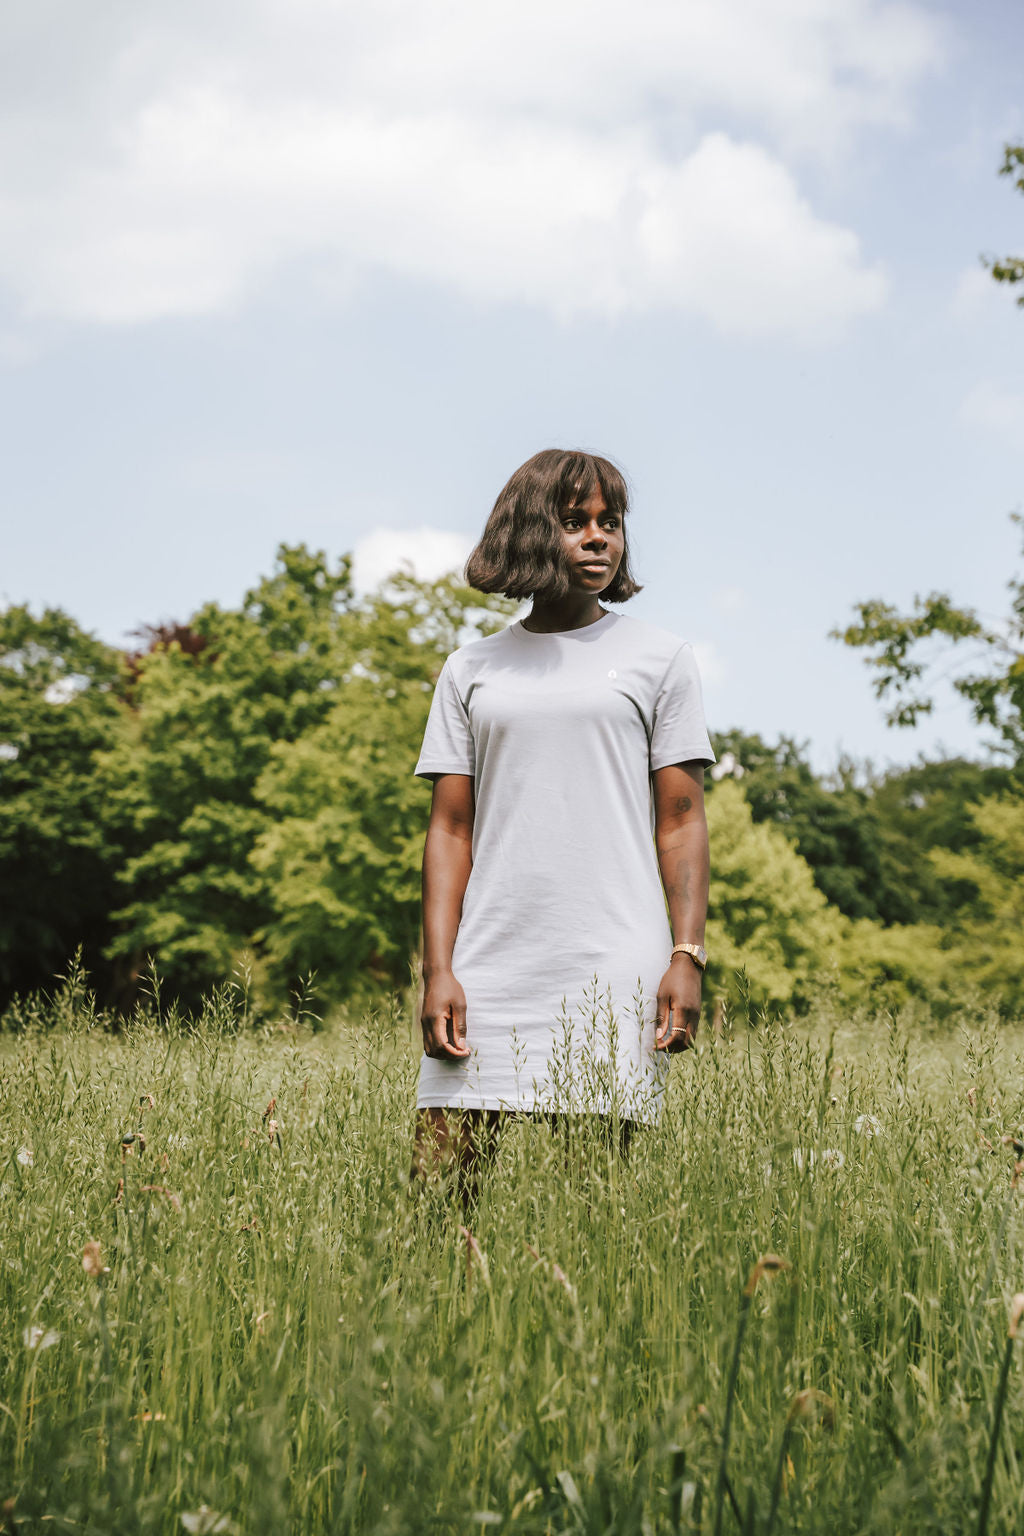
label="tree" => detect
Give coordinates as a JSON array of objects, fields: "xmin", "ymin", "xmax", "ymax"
[
  {"xmin": 866, "ymin": 756, "xmax": 1015, "ymax": 923},
  {"xmin": 708, "ymin": 730, "xmax": 900, "ymax": 922},
  {"xmin": 102, "ymin": 556, "xmax": 514, "ymax": 1007},
  {"xmin": 929, "ymin": 794, "xmax": 1024, "ymax": 1011},
  {"xmin": 0, "ymin": 606, "xmax": 127, "ymax": 1003},
  {"xmin": 100, "ymin": 545, "xmax": 360, "ymax": 1003},
  {"xmin": 251, "ymin": 574, "xmax": 514, "ymax": 1001},
  {"xmin": 834, "ymin": 524, "xmax": 1024, "ymax": 765},
  {"xmin": 704, "ymin": 779, "xmax": 845, "ymax": 1012}
]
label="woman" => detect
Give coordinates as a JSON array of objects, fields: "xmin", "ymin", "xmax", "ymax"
[{"xmin": 412, "ymin": 448, "xmax": 714, "ymax": 1185}]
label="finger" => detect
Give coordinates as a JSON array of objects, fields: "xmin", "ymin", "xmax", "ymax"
[
  {"xmin": 670, "ymin": 1011, "xmax": 699, "ymax": 1052},
  {"xmin": 421, "ymin": 1015, "xmax": 448, "ymax": 1058},
  {"xmin": 423, "ymin": 1009, "xmax": 469, "ymax": 1060},
  {"xmin": 655, "ymin": 995, "xmax": 672, "ymax": 1048},
  {"xmin": 442, "ymin": 1006, "xmax": 469, "ymax": 1058},
  {"xmin": 452, "ymin": 1002, "xmax": 469, "ymax": 1053}
]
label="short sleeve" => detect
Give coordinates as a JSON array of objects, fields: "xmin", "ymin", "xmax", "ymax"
[
  {"xmin": 649, "ymin": 643, "xmax": 715, "ymax": 771},
  {"xmin": 415, "ymin": 660, "xmax": 475, "ymax": 779}
]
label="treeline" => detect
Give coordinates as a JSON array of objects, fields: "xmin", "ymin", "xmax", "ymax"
[{"xmin": 1, "ymin": 543, "xmax": 1022, "ymax": 1021}]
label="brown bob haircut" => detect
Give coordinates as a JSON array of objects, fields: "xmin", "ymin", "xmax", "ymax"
[{"xmin": 464, "ymin": 449, "xmax": 642, "ymax": 603}]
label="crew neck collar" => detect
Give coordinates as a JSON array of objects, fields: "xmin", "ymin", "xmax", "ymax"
[{"xmin": 514, "ymin": 611, "xmax": 618, "ymax": 640}]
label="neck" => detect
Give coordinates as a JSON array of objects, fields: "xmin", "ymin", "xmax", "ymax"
[{"xmin": 522, "ymin": 594, "xmax": 608, "ymax": 633}]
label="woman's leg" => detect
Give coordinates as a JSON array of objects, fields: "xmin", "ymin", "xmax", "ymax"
[{"xmin": 410, "ymin": 1107, "xmax": 503, "ymax": 1208}]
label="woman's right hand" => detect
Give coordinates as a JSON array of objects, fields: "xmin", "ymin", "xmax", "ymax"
[{"xmin": 420, "ymin": 971, "xmax": 470, "ymax": 1059}]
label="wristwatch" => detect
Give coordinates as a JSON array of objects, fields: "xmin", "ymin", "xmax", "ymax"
[{"xmin": 671, "ymin": 942, "xmax": 707, "ymax": 970}]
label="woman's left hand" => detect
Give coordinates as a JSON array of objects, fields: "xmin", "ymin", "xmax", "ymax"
[{"xmin": 655, "ymin": 955, "xmax": 702, "ymax": 1052}]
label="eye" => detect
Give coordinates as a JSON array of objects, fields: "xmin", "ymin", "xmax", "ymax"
[{"xmin": 562, "ymin": 518, "xmax": 582, "ymax": 530}]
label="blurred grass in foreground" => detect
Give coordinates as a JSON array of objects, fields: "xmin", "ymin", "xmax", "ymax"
[{"xmin": 4, "ymin": 977, "xmax": 1024, "ymax": 1535}]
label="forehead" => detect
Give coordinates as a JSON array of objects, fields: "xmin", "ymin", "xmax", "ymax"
[
  {"xmin": 567, "ymin": 479, "xmax": 610, "ymax": 513},
  {"xmin": 566, "ymin": 482, "xmax": 602, "ymax": 508}
]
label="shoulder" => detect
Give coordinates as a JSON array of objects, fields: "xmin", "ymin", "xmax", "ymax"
[
  {"xmin": 606, "ymin": 614, "xmax": 694, "ymax": 668},
  {"xmin": 439, "ymin": 623, "xmax": 519, "ymax": 684}
]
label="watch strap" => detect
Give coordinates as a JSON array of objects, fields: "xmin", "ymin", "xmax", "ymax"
[{"xmin": 671, "ymin": 942, "xmax": 707, "ymax": 970}]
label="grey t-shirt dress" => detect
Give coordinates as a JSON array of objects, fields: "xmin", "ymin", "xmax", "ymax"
[{"xmin": 415, "ymin": 612, "xmax": 715, "ymax": 1122}]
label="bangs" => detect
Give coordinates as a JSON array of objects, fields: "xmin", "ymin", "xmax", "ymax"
[{"xmin": 562, "ymin": 454, "xmax": 629, "ymax": 519}]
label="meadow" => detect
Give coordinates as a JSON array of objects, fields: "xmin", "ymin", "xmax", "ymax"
[{"xmin": 4, "ymin": 976, "xmax": 1024, "ymax": 1535}]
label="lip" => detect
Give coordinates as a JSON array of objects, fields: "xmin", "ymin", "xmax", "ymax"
[{"xmin": 577, "ymin": 560, "xmax": 610, "ymax": 571}]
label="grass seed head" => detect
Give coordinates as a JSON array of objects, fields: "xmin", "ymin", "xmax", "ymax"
[
  {"xmin": 140, "ymin": 1184, "xmax": 182, "ymax": 1211},
  {"xmin": 787, "ymin": 1388, "xmax": 836, "ymax": 1429},
  {"xmin": 23, "ymin": 1325, "xmax": 60, "ymax": 1351},
  {"xmin": 82, "ymin": 1240, "xmax": 108, "ymax": 1278},
  {"xmin": 1009, "ymin": 1293, "xmax": 1024, "ymax": 1338},
  {"xmin": 744, "ymin": 1254, "xmax": 789, "ymax": 1297},
  {"xmin": 459, "ymin": 1225, "xmax": 490, "ymax": 1286}
]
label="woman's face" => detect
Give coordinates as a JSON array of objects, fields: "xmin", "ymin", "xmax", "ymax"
[{"xmin": 558, "ymin": 484, "xmax": 625, "ymax": 593}]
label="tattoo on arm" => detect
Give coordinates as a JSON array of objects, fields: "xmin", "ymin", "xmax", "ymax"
[{"xmin": 673, "ymin": 795, "xmax": 693, "ymax": 815}]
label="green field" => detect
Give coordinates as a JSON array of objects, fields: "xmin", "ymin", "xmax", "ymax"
[{"xmin": 4, "ymin": 982, "xmax": 1024, "ymax": 1535}]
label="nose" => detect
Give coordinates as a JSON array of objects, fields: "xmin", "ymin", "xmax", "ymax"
[{"xmin": 582, "ymin": 521, "xmax": 607, "ymax": 548}]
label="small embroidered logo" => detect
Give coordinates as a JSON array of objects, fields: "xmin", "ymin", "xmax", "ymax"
[{"xmin": 608, "ymin": 669, "xmax": 617, "ymax": 679}]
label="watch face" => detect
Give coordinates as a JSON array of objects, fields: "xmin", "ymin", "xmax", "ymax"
[{"xmin": 696, "ymin": 946, "xmax": 707, "ymax": 967}]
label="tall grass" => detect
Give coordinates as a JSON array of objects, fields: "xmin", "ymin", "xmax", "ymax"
[{"xmin": 3, "ymin": 981, "xmax": 1024, "ymax": 1534}]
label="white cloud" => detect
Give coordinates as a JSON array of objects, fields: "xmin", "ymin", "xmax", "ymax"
[
  {"xmin": 959, "ymin": 381, "xmax": 1024, "ymax": 445},
  {"xmin": 352, "ymin": 527, "xmax": 473, "ymax": 596},
  {"xmin": 0, "ymin": 0, "xmax": 938, "ymax": 334}
]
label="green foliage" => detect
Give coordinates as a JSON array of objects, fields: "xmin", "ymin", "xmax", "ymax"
[
  {"xmin": 931, "ymin": 794, "xmax": 1024, "ymax": 1012},
  {"xmin": 0, "ymin": 549, "xmax": 512, "ymax": 1012},
  {"xmin": 984, "ymin": 143, "xmax": 1024, "ymax": 304},
  {"xmin": 836, "ymin": 917, "xmax": 950, "ymax": 1011},
  {"xmin": 708, "ymin": 735, "xmax": 1011, "ymax": 929},
  {"xmin": 0, "ymin": 606, "xmax": 127, "ymax": 997},
  {"xmin": 6, "ymin": 1006, "xmax": 1024, "ymax": 1533},
  {"xmin": 100, "ymin": 545, "xmax": 358, "ymax": 1002},
  {"xmin": 705, "ymin": 779, "xmax": 845, "ymax": 1011},
  {"xmin": 252, "ymin": 574, "xmax": 513, "ymax": 1000},
  {"xmin": 102, "ymin": 555, "xmax": 513, "ymax": 1007},
  {"xmin": 709, "ymin": 731, "xmax": 897, "ymax": 922},
  {"xmin": 834, "ymin": 535, "xmax": 1024, "ymax": 761},
  {"xmin": 5, "ymin": 535, "xmax": 1021, "ymax": 1017}
]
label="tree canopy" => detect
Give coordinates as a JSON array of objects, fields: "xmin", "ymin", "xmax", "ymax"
[
  {"xmin": 3, "ymin": 543, "xmax": 1023, "ymax": 1020},
  {"xmin": 833, "ymin": 521, "xmax": 1024, "ymax": 766},
  {"xmin": 0, "ymin": 606, "xmax": 127, "ymax": 999}
]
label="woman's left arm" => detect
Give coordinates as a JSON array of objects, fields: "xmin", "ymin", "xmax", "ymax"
[{"xmin": 652, "ymin": 762, "xmax": 710, "ymax": 1052}]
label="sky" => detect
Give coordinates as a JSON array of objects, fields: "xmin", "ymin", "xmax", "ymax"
[{"xmin": 1, "ymin": 0, "xmax": 1022, "ymax": 774}]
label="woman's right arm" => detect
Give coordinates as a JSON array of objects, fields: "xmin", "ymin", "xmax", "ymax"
[{"xmin": 420, "ymin": 773, "xmax": 475, "ymax": 1059}]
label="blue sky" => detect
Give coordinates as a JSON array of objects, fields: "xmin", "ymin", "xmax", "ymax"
[{"xmin": 1, "ymin": 0, "xmax": 1022, "ymax": 772}]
